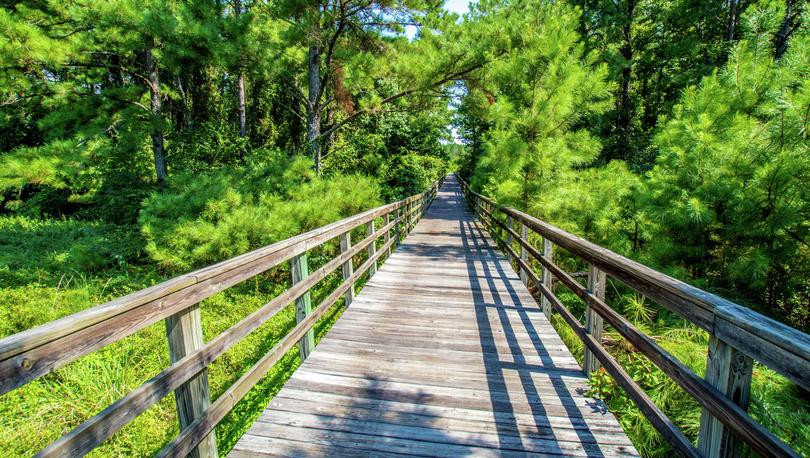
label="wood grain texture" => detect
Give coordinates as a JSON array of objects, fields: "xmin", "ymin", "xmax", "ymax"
[
  {"xmin": 584, "ymin": 265, "xmax": 605, "ymax": 376},
  {"xmin": 698, "ymin": 336, "xmax": 753, "ymax": 458},
  {"xmin": 292, "ymin": 253, "xmax": 314, "ymax": 360},
  {"xmin": 231, "ymin": 175, "xmax": 637, "ymax": 457},
  {"xmin": 165, "ymin": 305, "xmax": 218, "ymax": 458}
]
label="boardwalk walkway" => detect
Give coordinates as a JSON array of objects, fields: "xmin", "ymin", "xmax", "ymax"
[{"xmin": 231, "ymin": 175, "xmax": 637, "ymax": 457}]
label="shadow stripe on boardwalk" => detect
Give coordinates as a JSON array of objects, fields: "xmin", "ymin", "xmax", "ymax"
[{"xmin": 231, "ymin": 175, "xmax": 638, "ymax": 457}]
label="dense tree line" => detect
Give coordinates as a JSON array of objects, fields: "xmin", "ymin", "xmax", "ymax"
[{"xmin": 458, "ymin": 0, "xmax": 808, "ymax": 332}]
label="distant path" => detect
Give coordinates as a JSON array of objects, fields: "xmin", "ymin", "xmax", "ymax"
[{"xmin": 231, "ymin": 174, "xmax": 637, "ymax": 457}]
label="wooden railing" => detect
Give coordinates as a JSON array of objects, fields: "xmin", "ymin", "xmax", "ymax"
[
  {"xmin": 0, "ymin": 177, "xmax": 443, "ymax": 457},
  {"xmin": 459, "ymin": 178, "xmax": 808, "ymax": 458}
]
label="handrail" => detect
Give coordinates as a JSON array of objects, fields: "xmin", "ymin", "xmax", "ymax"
[
  {"xmin": 458, "ymin": 177, "xmax": 806, "ymax": 458},
  {"xmin": 0, "ymin": 176, "xmax": 444, "ymax": 457}
]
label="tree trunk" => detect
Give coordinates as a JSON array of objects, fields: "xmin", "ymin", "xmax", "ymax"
[
  {"xmin": 236, "ymin": 0, "xmax": 247, "ymax": 138},
  {"xmin": 775, "ymin": 0, "xmax": 795, "ymax": 58},
  {"xmin": 616, "ymin": 1, "xmax": 634, "ymax": 162},
  {"xmin": 146, "ymin": 41, "xmax": 168, "ymax": 185},
  {"xmin": 728, "ymin": 0, "xmax": 738, "ymax": 41},
  {"xmin": 307, "ymin": 41, "xmax": 322, "ymax": 173},
  {"xmin": 238, "ymin": 73, "xmax": 246, "ymax": 138}
]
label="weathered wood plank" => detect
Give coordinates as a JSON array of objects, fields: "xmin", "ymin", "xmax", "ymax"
[
  {"xmin": 698, "ymin": 336, "xmax": 753, "ymax": 458},
  {"xmin": 584, "ymin": 265, "xmax": 606, "ymax": 376},
  {"xmin": 291, "ymin": 253, "xmax": 314, "ymax": 360},
  {"xmin": 340, "ymin": 232, "xmax": 355, "ymax": 306},
  {"xmin": 165, "ymin": 305, "xmax": 218, "ymax": 458}
]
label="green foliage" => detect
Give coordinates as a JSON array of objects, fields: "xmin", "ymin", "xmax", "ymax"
[
  {"xmin": 644, "ymin": 3, "xmax": 810, "ymax": 328},
  {"xmin": 380, "ymin": 152, "xmax": 446, "ymax": 200},
  {"xmin": 140, "ymin": 153, "xmax": 381, "ymax": 271}
]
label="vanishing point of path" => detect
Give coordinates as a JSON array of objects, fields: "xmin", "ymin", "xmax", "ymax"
[{"xmin": 231, "ymin": 175, "xmax": 638, "ymax": 457}]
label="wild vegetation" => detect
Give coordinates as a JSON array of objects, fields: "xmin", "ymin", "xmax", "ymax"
[{"xmin": 0, "ymin": 0, "xmax": 808, "ymax": 456}]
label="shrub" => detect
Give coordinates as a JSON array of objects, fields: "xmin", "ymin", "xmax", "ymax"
[
  {"xmin": 139, "ymin": 153, "xmax": 382, "ymax": 272},
  {"xmin": 380, "ymin": 152, "xmax": 446, "ymax": 201}
]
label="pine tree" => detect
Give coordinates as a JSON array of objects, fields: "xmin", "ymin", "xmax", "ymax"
[{"xmin": 645, "ymin": 1, "xmax": 810, "ymax": 327}]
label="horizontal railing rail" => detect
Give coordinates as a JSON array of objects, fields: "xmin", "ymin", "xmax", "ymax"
[
  {"xmin": 0, "ymin": 176, "xmax": 444, "ymax": 457},
  {"xmin": 459, "ymin": 177, "xmax": 807, "ymax": 458}
]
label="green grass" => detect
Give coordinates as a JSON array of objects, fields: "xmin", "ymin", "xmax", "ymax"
[{"xmin": 0, "ymin": 215, "xmax": 363, "ymax": 456}]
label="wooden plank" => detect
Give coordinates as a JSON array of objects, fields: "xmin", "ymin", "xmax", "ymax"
[
  {"xmin": 339, "ymin": 232, "xmax": 355, "ymax": 306},
  {"xmin": 165, "ymin": 305, "xmax": 218, "ymax": 458},
  {"xmin": 698, "ymin": 336, "xmax": 753, "ymax": 458},
  {"xmin": 291, "ymin": 253, "xmax": 314, "ymax": 360},
  {"xmin": 584, "ymin": 265, "xmax": 606, "ymax": 376}
]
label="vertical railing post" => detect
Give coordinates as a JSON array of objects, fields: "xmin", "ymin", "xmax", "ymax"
[
  {"xmin": 584, "ymin": 264, "xmax": 606, "ymax": 376},
  {"xmin": 698, "ymin": 337, "xmax": 753, "ymax": 458},
  {"xmin": 384, "ymin": 212, "xmax": 391, "ymax": 256},
  {"xmin": 506, "ymin": 216, "xmax": 513, "ymax": 247},
  {"xmin": 519, "ymin": 224, "xmax": 529, "ymax": 286},
  {"xmin": 291, "ymin": 253, "xmax": 314, "ymax": 360},
  {"xmin": 540, "ymin": 238, "xmax": 553, "ymax": 319},
  {"xmin": 366, "ymin": 220, "xmax": 377, "ymax": 277},
  {"xmin": 165, "ymin": 306, "xmax": 218, "ymax": 458},
  {"xmin": 396, "ymin": 206, "xmax": 403, "ymax": 245},
  {"xmin": 340, "ymin": 231, "xmax": 355, "ymax": 306}
]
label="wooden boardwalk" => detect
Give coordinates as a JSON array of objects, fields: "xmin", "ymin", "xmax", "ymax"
[{"xmin": 231, "ymin": 175, "xmax": 637, "ymax": 457}]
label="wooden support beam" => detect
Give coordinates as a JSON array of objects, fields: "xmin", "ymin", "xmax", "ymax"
[
  {"xmin": 506, "ymin": 216, "xmax": 513, "ymax": 247},
  {"xmin": 540, "ymin": 238, "xmax": 553, "ymax": 319},
  {"xmin": 165, "ymin": 306, "xmax": 217, "ymax": 458},
  {"xmin": 698, "ymin": 336, "xmax": 753, "ymax": 458},
  {"xmin": 384, "ymin": 213, "xmax": 391, "ymax": 256},
  {"xmin": 366, "ymin": 220, "xmax": 377, "ymax": 277},
  {"xmin": 584, "ymin": 264, "xmax": 606, "ymax": 376},
  {"xmin": 340, "ymin": 232, "xmax": 355, "ymax": 306},
  {"xmin": 291, "ymin": 253, "xmax": 314, "ymax": 360},
  {"xmin": 520, "ymin": 225, "xmax": 529, "ymax": 286}
]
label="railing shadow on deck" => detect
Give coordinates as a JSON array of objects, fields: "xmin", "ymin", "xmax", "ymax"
[
  {"xmin": 459, "ymin": 176, "xmax": 810, "ymax": 458},
  {"xmin": 455, "ymin": 183, "xmax": 610, "ymax": 457}
]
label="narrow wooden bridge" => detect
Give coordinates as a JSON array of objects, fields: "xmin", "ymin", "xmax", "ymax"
[
  {"xmin": 1, "ymin": 175, "xmax": 808, "ymax": 457},
  {"xmin": 231, "ymin": 175, "xmax": 635, "ymax": 456}
]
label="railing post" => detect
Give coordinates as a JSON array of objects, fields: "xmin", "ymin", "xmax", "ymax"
[
  {"xmin": 396, "ymin": 206, "xmax": 403, "ymax": 245},
  {"xmin": 367, "ymin": 220, "xmax": 377, "ymax": 277},
  {"xmin": 519, "ymin": 224, "xmax": 529, "ymax": 286},
  {"xmin": 540, "ymin": 238, "xmax": 553, "ymax": 319},
  {"xmin": 584, "ymin": 264, "xmax": 606, "ymax": 376},
  {"xmin": 506, "ymin": 216, "xmax": 513, "ymax": 247},
  {"xmin": 340, "ymin": 232, "xmax": 355, "ymax": 306},
  {"xmin": 384, "ymin": 213, "xmax": 391, "ymax": 256},
  {"xmin": 165, "ymin": 306, "xmax": 218, "ymax": 458},
  {"xmin": 698, "ymin": 337, "xmax": 753, "ymax": 458},
  {"xmin": 291, "ymin": 253, "xmax": 314, "ymax": 360}
]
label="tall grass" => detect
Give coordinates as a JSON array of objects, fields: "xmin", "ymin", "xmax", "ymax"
[{"xmin": 0, "ymin": 215, "xmax": 366, "ymax": 456}]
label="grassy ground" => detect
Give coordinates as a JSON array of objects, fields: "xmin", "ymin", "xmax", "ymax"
[{"xmin": 0, "ymin": 215, "xmax": 367, "ymax": 456}]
